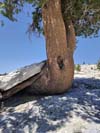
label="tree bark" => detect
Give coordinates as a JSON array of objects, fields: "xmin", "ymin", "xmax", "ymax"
[
  {"xmin": 27, "ymin": 0, "xmax": 75, "ymax": 94},
  {"xmin": 66, "ymin": 20, "xmax": 76, "ymax": 54}
]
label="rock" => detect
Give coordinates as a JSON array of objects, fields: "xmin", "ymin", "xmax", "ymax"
[{"xmin": 0, "ymin": 61, "xmax": 45, "ymax": 92}]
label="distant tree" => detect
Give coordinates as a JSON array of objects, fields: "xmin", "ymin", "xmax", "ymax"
[
  {"xmin": 0, "ymin": 0, "xmax": 100, "ymax": 96},
  {"xmin": 83, "ymin": 62, "xmax": 85, "ymax": 65},
  {"xmin": 75, "ymin": 64, "xmax": 81, "ymax": 72},
  {"xmin": 97, "ymin": 59, "xmax": 100, "ymax": 70}
]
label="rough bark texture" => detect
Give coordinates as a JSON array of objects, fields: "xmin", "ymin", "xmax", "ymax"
[
  {"xmin": 0, "ymin": 0, "xmax": 76, "ymax": 100},
  {"xmin": 26, "ymin": 0, "xmax": 75, "ymax": 94},
  {"xmin": 66, "ymin": 20, "xmax": 76, "ymax": 54}
]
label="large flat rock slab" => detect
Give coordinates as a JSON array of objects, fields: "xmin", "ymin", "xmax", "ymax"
[{"xmin": 0, "ymin": 61, "xmax": 45, "ymax": 92}]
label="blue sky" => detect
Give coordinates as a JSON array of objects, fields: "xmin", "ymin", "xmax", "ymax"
[{"xmin": 0, "ymin": 5, "xmax": 100, "ymax": 73}]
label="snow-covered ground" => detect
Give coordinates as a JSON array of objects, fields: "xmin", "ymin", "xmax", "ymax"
[
  {"xmin": 0, "ymin": 64, "xmax": 100, "ymax": 133},
  {"xmin": 75, "ymin": 64, "xmax": 100, "ymax": 79}
]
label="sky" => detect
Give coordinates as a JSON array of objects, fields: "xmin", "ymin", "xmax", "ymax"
[{"xmin": 0, "ymin": 5, "xmax": 100, "ymax": 74}]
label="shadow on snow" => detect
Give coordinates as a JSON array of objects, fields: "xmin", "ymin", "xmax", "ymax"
[{"xmin": 0, "ymin": 78, "xmax": 100, "ymax": 132}]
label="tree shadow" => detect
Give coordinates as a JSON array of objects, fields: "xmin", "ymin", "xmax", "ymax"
[{"xmin": 0, "ymin": 78, "xmax": 100, "ymax": 132}]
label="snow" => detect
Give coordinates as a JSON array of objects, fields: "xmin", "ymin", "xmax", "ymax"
[
  {"xmin": 0, "ymin": 61, "xmax": 45, "ymax": 91},
  {"xmin": 0, "ymin": 64, "xmax": 100, "ymax": 133},
  {"xmin": 74, "ymin": 64, "xmax": 100, "ymax": 79}
]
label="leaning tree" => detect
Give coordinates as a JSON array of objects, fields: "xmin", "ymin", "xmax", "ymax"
[{"xmin": 0, "ymin": 0, "xmax": 100, "ymax": 97}]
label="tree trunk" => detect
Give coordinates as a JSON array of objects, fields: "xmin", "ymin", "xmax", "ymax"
[
  {"xmin": 27, "ymin": 0, "xmax": 75, "ymax": 94},
  {"xmin": 66, "ymin": 20, "xmax": 76, "ymax": 54}
]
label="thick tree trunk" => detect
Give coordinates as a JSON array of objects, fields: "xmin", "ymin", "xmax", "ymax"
[
  {"xmin": 27, "ymin": 0, "xmax": 75, "ymax": 94},
  {"xmin": 42, "ymin": 0, "xmax": 74, "ymax": 92},
  {"xmin": 0, "ymin": 0, "xmax": 76, "ymax": 100}
]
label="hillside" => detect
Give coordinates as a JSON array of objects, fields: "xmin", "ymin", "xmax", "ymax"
[{"xmin": 0, "ymin": 64, "xmax": 100, "ymax": 133}]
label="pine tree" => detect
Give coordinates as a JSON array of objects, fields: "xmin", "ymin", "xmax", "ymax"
[{"xmin": 0, "ymin": 0, "xmax": 100, "ymax": 98}]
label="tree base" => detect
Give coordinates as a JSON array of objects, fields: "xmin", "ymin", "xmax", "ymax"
[{"xmin": 0, "ymin": 59, "xmax": 74, "ymax": 100}]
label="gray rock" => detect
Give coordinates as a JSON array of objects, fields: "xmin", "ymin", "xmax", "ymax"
[{"xmin": 0, "ymin": 61, "xmax": 45, "ymax": 91}]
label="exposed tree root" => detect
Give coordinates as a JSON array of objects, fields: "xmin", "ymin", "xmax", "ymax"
[{"xmin": 0, "ymin": 58, "xmax": 74, "ymax": 100}]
